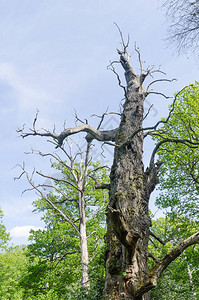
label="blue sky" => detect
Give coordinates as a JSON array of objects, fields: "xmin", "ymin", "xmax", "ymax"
[{"xmin": 0, "ymin": 0, "xmax": 198, "ymax": 245}]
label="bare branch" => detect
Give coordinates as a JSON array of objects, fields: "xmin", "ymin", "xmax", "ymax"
[
  {"xmin": 36, "ymin": 171, "xmax": 81, "ymax": 192},
  {"xmin": 16, "ymin": 166, "xmax": 80, "ymax": 235},
  {"xmin": 36, "ymin": 184, "xmax": 78, "ymax": 204},
  {"xmin": 162, "ymin": 0, "xmax": 199, "ymax": 54},
  {"xmin": 18, "ymin": 121, "xmax": 119, "ymax": 147},
  {"xmin": 111, "ymin": 87, "xmax": 188, "ymax": 150},
  {"xmin": 82, "ymin": 141, "xmax": 92, "ymax": 191},
  {"xmin": 114, "ymin": 22, "xmax": 130, "ymax": 54},
  {"xmin": 86, "ymin": 205, "xmax": 106, "ymax": 222},
  {"xmin": 91, "ymin": 111, "xmax": 121, "ymax": 130},
  {"xmin": 33, "ymin": 109, "xmax": 39, "ymax": 131},
  {"xmin": 149, "ymin": 228, "xmax": 178, "ymax": 245},
  {"xmin": 146, "ymin": 78, "xmax": 177, "ymax": 91},
  {"xmin": 144, "ymin": 86, "xmax": 189, "ymax": 141},
  {"xmin": 148, "ymin": 68, "xmax": 166, "ymax": 76},
  {"xmin": 107, "ymin": 61, "xmax": 128, "ymax": 99},
  {"xmin": 146, "ymin": 91, "xmax": 172, "ymax": 99},
  {"xmin": 149, "ymin": 230, "xmax": 167, "ymax": 245},
  {"xmin": 143, "ymin": 104, "xmax": 154, "ymax": 121},
  {"xmin": 86, "ymin": 231, "xmax": 97, "ymax": 239},
  {"xmin": 134, "ymin": 43, "xmax": 144, "ymax": 74},
  {"xmin": 89, "ymin": 174, "xmax": 110, "ymax": 190}
]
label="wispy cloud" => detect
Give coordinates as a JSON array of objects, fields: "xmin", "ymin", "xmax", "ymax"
[
  {"xmin": 10, "ymin": 225, "xmax": 43, "ymax": 238},
  {"xmin": 0, "ymin": 62, "xmax": 55, "ymax": 111}
]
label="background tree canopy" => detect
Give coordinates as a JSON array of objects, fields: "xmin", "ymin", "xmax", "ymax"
[
  {"xmin": 162, "ymin": 0, "xmax": 199, "ymax": 55},
  {"xmin": 154, "ymin": 82, "xmax": 199, "ymax": 219}
]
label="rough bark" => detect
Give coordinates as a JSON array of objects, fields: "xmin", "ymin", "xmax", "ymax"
[
  {"xmin": 102, "ymin": 47, "xmax": 199, "ymax": 299},
  {"xmin": 104, "ymin": 51, "xmax": 157, "ymax": 300}
]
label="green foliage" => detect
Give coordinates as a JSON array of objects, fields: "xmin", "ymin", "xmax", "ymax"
[
  {"xmin": 149, "ymin": 83, "xmax": 199, "ymax": 298},
  {"xmin": 0, "ymin": 209, "xmax": 26, "ymax": 299},
  {"xmin": 154, "ymin": 82, "xmax": 199, "ymax": 219},
  {"xmin": 150, "ymin": 217, "xmax": 199, "ymax": 299},
  {"xmin": 0, "ymin": 208, "xmax": 10, "ymax": 249},
  {"xmin": 0, "ymin": 246, "xmax": 27, "ymax": 299}
]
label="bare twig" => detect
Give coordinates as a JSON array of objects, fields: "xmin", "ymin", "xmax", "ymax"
[
  {"xmin": 114, "ymin": 22, "xmax": 130, "ymax": 54},
  {"xmin": 146, "ymin": 78, "xmax": 177, "ymax": 91},
  {"xmin": 146, "ymin": 91, "xmax": 172, "ymax": 99},
  {"xmin": 16, "ymin": 165, "xmax": 80, "ymax": 235},
  {"xmin": 36, "ymin": 171, "xmax": 81, "ymax": 192}
]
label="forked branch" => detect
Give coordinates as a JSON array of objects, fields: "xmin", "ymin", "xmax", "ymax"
[{"xmin": 18, "ymin": 114, "xmax": 119, "ymax": 147}]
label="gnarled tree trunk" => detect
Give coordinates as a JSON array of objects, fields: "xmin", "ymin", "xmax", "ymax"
[{"xmin": 104, "ymin": 51, "xmax": 157, "ymax": 300}]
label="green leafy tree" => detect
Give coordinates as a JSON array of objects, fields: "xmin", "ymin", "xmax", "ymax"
[
  {"xmin": 149, "ymin": 217, "xmax": 199, "ymax": 300},
  {"xmin": 0, "ymin": 208, "xmax": 10, "ymax": 249},
  {"xmin": 155, "ymin": 81, "xmax": 199, "ymax": 219},
  {"xmin": 0, "ymin": 246, "xmax": 27, "ymax": 299},
  {"xmin": 0, "ymin": 209, "xmax": 27, "ymax": 299},
  {"xmin": 150, "ymin": 82, "xmax": 199, "ymax": 299}
]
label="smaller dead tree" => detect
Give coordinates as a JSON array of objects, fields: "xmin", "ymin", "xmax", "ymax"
[{"xmin": 16, "ymin": 123, "xmax": 110, "ymax": 293}]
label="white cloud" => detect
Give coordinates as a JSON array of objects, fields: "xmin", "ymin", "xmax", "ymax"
[
  {"xmin": 0, "ymin": 62, "xmax": 55, "ymax": 111},
  {"xmin": 10, "ymin": 225, "xmax": 43, "ymax": 238}
]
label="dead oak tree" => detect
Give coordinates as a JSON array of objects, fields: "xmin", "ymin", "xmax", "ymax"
[{"xmin": 18, "ymin": 31, "xmax": 199, "ymax": 299}]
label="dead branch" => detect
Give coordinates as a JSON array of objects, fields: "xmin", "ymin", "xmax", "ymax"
[
  {"xmin": 86, "ymin": 205, "xmax": 106, "ymax": 222},
  {"xmin": 91, "ymin": 111, "xmax": 121, "ymax": 130},
  {"xmin": 18, "ymin": 120, "xmax": 119, "ymax": 147},
  {"xmin": 110, "ymin": 87, "xmax": 188, "ymax": 150},
  {"xmin": 114, "ymin": 22, "xmax": 130, "ymax": 55},
  {"xmin": 149, "ymin": 228, "xmax": 178, "ymax": 245},
  {"xmin": 36, "ymin": 184, "xmax": 78, "ymax": 204},
  {"xmin": 149, "ymin": 237, "xmax": 158, "ymax": 249},
  {"xmin": 16, "ymin": 166, "xmax": 80, "ymax": 235},
  {"xmin": 86, "ymin": 231, "xmax": 97, "ymax": 240},
  {"xmin": 36, "ymin": 171, "xmax": 80, "ymax": 192},
  {"xmin": 107, "ymin": 61, "xmax": 128, "ymax": 99},
  {"xmin": 134, "ymin": 43, "xmax": 144, "ymax": 74},
  {"xmin": 118, "ymin": 49, "xmax": 137, "ymax": 79},
  {"xmin": 147, "ymin": 68, "xmax": 166, "ymax": 77},
  {"xmin": 143, "ymin": 104, "xmax": 154, "ymax": 121},
  {"xmin": 87, "ymin": 165, "xmax": 110, "ymax": 175},
  {"xmin": 82, "ymin": 141, "xmax": 92, "ymax": 191},
  {"xmin": 146, "ymin": 78, "xmax": 177, "ymax": 91},
  {"xmin": 146, "ymin": 91, "xmax": 172, "ymax": 99}
]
